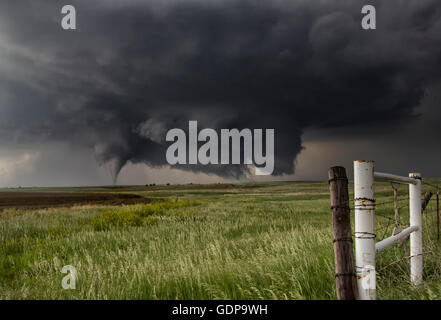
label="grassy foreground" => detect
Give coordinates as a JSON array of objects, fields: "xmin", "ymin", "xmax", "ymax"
[{"xmin": 1, "ymin": 181, "xmax": 441, "ymax": 299}]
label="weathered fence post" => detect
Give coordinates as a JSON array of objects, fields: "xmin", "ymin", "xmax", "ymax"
[
  {"xmin": 437, "ymin": 187, "xmax": 440, "ymax": 242},
  {"xmin": 328, "ymin": 166, "xmax": 357, "ymax": 300},
  {"xmin": 409, "ymin": 173, "xmax": 423, "ymax": 286},
  {"xmin": 422, "ymin": 192, "xmax": 433, "ymax": 214},
  {"xmin": 392, "ymin": 184, "xmax": 401, "ymax": 235}
]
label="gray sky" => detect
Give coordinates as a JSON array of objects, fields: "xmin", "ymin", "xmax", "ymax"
[{"xmin": 0, "ymin": 0, "xmax": 441, "ymax": 187}]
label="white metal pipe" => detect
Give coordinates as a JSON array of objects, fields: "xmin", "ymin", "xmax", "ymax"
[
  {"xmin": 375, "ymin": 225, "xmax": 419, "ymax": 252},
  {"xmin": 409, "ymin": 173, "xmax": 423, "ymax": 286},
  {"xmin": 374, "ymin": 172, "xmax": 417, "ymax": 185},
  {"xmin": 354, "ymin": 160, "xmax": 376, "ymax": 300}
]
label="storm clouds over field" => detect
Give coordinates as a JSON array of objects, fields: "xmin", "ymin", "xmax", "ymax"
[{"xmin": 0, "ymin": 0, "xmax": 441, "ymax": 186}]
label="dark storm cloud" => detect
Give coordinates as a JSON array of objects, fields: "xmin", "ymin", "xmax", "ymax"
[{"xmin": 0, "ymin": 0, "xmax": 440, "ymax": 181}]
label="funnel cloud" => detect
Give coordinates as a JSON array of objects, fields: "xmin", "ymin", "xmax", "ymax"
[{"xmin": 0, "ymin": 0, "xmax": 440, "ymax": 185}]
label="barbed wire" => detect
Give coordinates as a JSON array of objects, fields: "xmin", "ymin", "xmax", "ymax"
[
  {"xmin": 375, "ymin": 203, "xmax": 439, "ymax": 270},
  {"xmin": 375, "ymin": 197, "xmax": 409, "ymax": 206},
  {"xmin": 378, "ymin": 251, "xmax": 435, "ymax": 272},
  {"xmin": 422, "ymin": 180, "xmax": 440, "ymax": 189},
  {"xmin": 343, "ymin": 179, "xmax": 440, "ymax": 278},
  {"xmin": 348, "ymin": 201, "xmax": 408, "ymax": 212}
]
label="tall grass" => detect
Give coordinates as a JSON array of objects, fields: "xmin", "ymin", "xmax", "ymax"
[{"xmin": 1, "ymin": 182, "xmax": 441, "ymax": 299}]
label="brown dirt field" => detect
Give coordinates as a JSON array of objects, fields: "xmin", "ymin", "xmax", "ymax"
[{"xmin": 0, "ymin": 192, "xmax": 160, "ymax": 210}]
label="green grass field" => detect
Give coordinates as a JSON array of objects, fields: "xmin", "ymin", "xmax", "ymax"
[{"xmin": 1, "ymin": 181, "xmax": 441, "ymax": 300}]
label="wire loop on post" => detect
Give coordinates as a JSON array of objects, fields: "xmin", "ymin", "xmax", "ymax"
[
  {"xmin": 328, "ymin": 177, "xmax": 348, "ymax": 184},
  {"xmin": 335, "ymin": 272, "xmax": 356, "ymax": 278},
  {"xmin": 330, "ymin": 205, "xmax": 350, "ymax": 210},
  {"xmin": 333, "ymin": 237, "xmax": 353, "ymax": 243},
  {"xmin": 354, "ymin": 232, "xmax": 376, "ymax": 239}
]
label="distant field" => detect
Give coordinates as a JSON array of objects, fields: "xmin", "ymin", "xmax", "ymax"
[
  {"xmin": 0, "ymin": 192, "xmax": 157, "ymax": 209},
  {"xmin": 1, "ymin": 181, "xmax": 441, "ymax": 299}
]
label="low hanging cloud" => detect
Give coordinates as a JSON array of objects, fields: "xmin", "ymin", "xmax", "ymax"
[{"xmin": 0, "ymin": 0, "xmax": 440, "ymax": 182}]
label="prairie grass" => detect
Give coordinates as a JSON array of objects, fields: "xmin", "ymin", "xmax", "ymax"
[
  {"xmin": 1, "ymin": 181, "xmax": 440, "ymax": 299},
  {"xmin": 89, "ymin": 200, "xmax": 201, "ymax": 230}
]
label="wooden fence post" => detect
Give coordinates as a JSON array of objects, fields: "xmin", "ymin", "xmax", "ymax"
[
  {"xmin": 328, "ymin": 166, "xmax": 357, "ymax": 300},
  {"xmin": 422, "ymin": 192, "xmax": 433, "ymax": 214},
  {"xmin": 437, "ymin": 187, "xmax": 440, "ymax": 242}
]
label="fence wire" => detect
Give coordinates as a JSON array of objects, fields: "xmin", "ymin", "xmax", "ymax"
[
  {"xmin": 346, "ymin": 181, "xmax": 440, "ymax": 274},
  {"xmin": 373, "ymin": 180, "xmax": 441, "ymax": 273}
]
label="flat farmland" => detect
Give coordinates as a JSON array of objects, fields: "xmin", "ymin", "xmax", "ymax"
[
  {"xmin": 0, "ymin": 191, "xmax": 157, "ymax": 209},
  {"xmin": 1, "ymin": 181, "xmax": 441, "ymax": 299}
]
